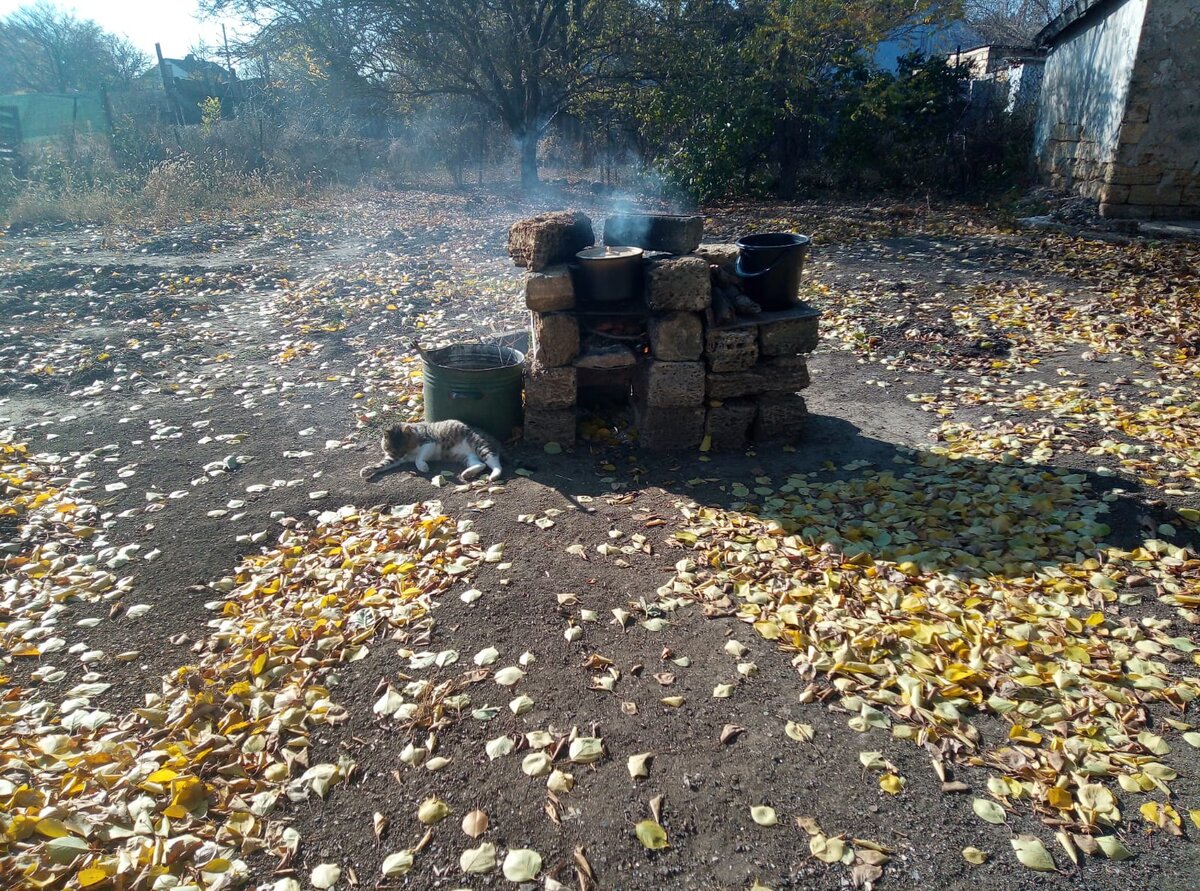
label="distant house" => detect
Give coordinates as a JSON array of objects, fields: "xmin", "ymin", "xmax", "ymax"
[
  {"xmin": 152, "ymin": 50, "xmax": 241, "ymax": 126},
  {"xmin": 159, "ymin": 54, "xmax": 235, "ymax": 85},
  {"xmin": 873, "ymin": 17, "xmax": 982, "ymax": 72},
  {"xmin": 948, "ymin": 45, "xmax": 1047, "ymax": 114},
  {"xmin": 1033, "ymin": 0, "xmax": 1200, "ymax": 219}
]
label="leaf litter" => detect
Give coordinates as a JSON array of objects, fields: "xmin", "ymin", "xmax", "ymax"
[{"xmin": 5, "ymin": 198, "xmax": 1200, "ymax": 889}]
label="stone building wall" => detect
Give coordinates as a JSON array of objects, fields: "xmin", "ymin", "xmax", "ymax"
[
  {"xmin": 1101, "ymin": 0, "xmax": 1200, "ymax": 218},
  {"xmin": 1034, "ymin": 0, "xmax": 1148, "ymax": 200}
]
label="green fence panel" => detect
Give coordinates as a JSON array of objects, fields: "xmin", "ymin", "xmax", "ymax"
[{"xmin": 0, "ymin": 93, "xmax": 110, "ymax": 143}]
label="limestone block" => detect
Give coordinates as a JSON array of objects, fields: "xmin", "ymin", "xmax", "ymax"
[
  {"xmin": 633, "ymin": 358, "xmax": 705, "ymax": 407},
  {"xmin": 752, "ymin": 395, "xmax": 808, "ymax": 442},
  {"xmin": 524, "ymin": 408, "xmax": 576, "ymax": 447},
  {"xmin": 508, "ymin": 212, "xmax": 594, "ymax": 271},
  {"xmin": 693, "ymin": 243, "xmax": 739, "ymax": 271},
  {"xmin": 1129, "ymin": 184, "xmax": 1180, "ymax": 205},
  {"xmin": 1098, "ymin": 183, "xmax": 1131, "ymax": 205},
  {"xmin": 707, "ymin": 364, "xmax": 810, "ymax": 400},
  {"xmin": 704, "ymin": 399, "xmax": 756, "ymax": 451},
  {"xmin": 1106, "ymin": 165, "xmax": 1164, "ymax": 186},
  {"xmin": 645, "ymin": 256, "xmax": 711, "ymax": 311},
  {"xmin": 1124, "ymin": 100, "xmax": 1151, "ymax": 123},
  {"xmin": 524, "ymin": 364, "xmax": 576, "ymax": 410},
  {"xmin": 1101, "ymin": 202, "xmax": 1154, "ymax": 219},
  {"xmin": 648, "ymin": 312, "xmax": 703, "ymax": 361},
  {"xmin": 1118, "ymin": 121, "xmax": 1148, "ymax": 145},
  {"xmin": 705, "ymin": 328, "xmax": 758, "ymax": 372},
  {"xmin": 525, "ymin": 265, "xmax": 575, "ymax": 312},
  {"xmin": 530, "ymin": 311, "xmax": 579, "ymax": 368},
  {"xmin": 635, "ymin": 404, "xmax": 705, "ymax": 450},
  {"xmin": 758, "ymin": 315, "xmax": 819, "ymax": 357},
  {"xmin": 604, "ymin": 213, "xmax": 703, "ymax": 254}
]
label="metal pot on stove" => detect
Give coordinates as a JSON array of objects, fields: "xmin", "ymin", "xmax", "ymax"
[{"xmin": 573, "ymin": 246, "xmax": 644, "ymax": 305}]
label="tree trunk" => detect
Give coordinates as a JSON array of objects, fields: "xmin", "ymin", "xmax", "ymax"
[{"xmin": 518, "ymin": 130, "xmax": 540, "ymax": 190}]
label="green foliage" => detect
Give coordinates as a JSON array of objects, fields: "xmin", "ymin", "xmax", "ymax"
[
  {"xmin": 634, "ymin": 0, "xmax": 956, "ymax": 200},
  {"xmin": 831, "ymin": 53, "xmax": 972, "ymax": 189},
  {"xmin": 200, "ymin": 97, "xmax": 223, "ymax": 137}
]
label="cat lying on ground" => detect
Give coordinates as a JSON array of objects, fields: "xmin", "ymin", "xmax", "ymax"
[{"xmin": 360, "ymin": 419, "xmax": 502, "ymax": 482}]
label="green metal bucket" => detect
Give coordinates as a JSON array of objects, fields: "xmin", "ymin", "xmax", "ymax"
[{"xmin": 421, "ymin": 342, "xmax": 525, "ymax": 440}]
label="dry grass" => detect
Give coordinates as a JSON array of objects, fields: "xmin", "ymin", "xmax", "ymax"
[{"xmin": 2, "ymin": 136, "xmax": 308, "ymax": 229}]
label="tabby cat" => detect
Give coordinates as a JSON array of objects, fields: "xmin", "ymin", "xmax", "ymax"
[{"xmin": 360, "ymin": 419, "xmax": 503, "ymax": 482}]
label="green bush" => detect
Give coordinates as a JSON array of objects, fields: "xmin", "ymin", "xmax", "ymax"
[{"xmin": 831, "ymin": 53, "xmax": 972, "ymax": 190}]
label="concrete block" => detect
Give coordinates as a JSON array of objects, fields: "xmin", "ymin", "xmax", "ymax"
[
  {"xmin": 705, "ymin": 328, "xmax": 758, "ymax": 372},
  {"xmin": 524, "ymin": 364, "xmax": 576, "ymax": 410},
  {"xmin": 707, "ymin": 364, "xmax": 810, "ymax": 400},
  {"xmin": 649, "ymin": 312, "xmax": 703, "ymax": 361},
  {"xmin": 524, "ymin": 408, "xmax": 576, "ymax": 447},
  {"xmin": 633, "ymin": 358, "xmax": 705, "ymax": 407},
  {"xmin": 635, "ymin": 404, "xmax": 705, "ymax": 450},
  {"xmin": 508, "ymin": 212, "xmax": 594, "ymax": 271},
  {"xmin": 752, "ymin": 395, "xmax": 808, "ymax": 442},
  {"xmin": 604, "ymin": 213, "xmax": 704, "ymax": 254},
  {"xmin": 530, "ymin": 311, "xmax": 579, "ymax": 368},
  {"xmin": 645, "ymin": 256, "xmax": 711, "ymax": 311},
  {"xmin": 525, "ymin": 265, "xmax": 575, "ymax": 312},
  {"xmin": 693, "ymin": 243, "xmax": 739, "ymax": 271},
  {"xmin": 704, "ymin": 399, "xmax": 756, "ymax": 451},
  {"xmin": 758, "ymin": 315, "xmax": 819, "ymax": 356}
]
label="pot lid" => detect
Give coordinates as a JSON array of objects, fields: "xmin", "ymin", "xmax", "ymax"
[{"xmin": 576, "ymin": 246, "xmax": 644, "ymax": 260}]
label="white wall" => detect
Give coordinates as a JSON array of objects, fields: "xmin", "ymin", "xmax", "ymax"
[{"xmin": 1034, "ymin": 0, "xmax": 1148, "ymax": 166}]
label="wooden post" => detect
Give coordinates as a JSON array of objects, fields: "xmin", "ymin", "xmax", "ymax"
[
  {"xmin": 222, "ymin": 24, "xmax": 236, "ymax": 80},
  {"xmin": 477, "ymin": 114, "xmax": 485, "ymax": 185},
  {"xmin": 69, "ymin": 96, "xmax": 78, "ymax": 160},
  {"xmin": 156, "ymin": 43, "xmax": 184, "ymax": 126},
  {"xmin": 100, "ymin": 86, "xmax": 114, "ymax": 135}
]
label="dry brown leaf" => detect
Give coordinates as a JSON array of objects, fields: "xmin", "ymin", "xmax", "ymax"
[{"xmin": 462, "ymin": 809, "xmax": 488, "ymax": 838}]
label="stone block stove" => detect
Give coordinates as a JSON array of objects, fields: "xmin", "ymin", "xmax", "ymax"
[{"xmin": 507, "ymin": 211, "xmax": 818, "ymax": 450}]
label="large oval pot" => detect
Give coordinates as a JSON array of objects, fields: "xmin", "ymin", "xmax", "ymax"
[
  {"xmin": 574, "ymin": 246, "xmax": 644, "ymax": 305},
  {"xmin": 735, "ymin": 232, "xmax": 811, "ymax": 311}
]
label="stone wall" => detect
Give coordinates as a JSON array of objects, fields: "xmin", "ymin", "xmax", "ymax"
[
  {"xmin": 1035, "ymin": 0, "xmax": 1200, "ymax": 219},
  {"xmin": 1101, "ymin": 0, "xmax": 1200, "ymax": 218},
  {"xmin": 1034, "ymin": 0, "xmax": 1148, "ymax": 200}
]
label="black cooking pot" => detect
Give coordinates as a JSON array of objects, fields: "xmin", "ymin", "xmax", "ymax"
[
  {"xmin": 574, "ymin": 246, "xmax": 644, "ymax": 304},
  {"xmin": 735, "ymin": 232, "xmax": 811, "ymax": 310}
]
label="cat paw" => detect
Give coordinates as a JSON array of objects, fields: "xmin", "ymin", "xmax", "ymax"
[
  {"xmin": 360, "ymin": 466, "xmax": 377, "ymax": 479},
  {"xmin": 415, "ymin": 462, "xmax": 430, "ymax": 473}
]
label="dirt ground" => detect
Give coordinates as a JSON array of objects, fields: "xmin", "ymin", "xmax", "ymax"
[{"xmin": 2, "ymin": 187, "xmax": 1199, "ymax": 891}]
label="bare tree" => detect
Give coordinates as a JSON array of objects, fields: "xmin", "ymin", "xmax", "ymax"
[
  {"xmin": 206, "ymin": 0, "xmax": 648, "ymax": 188},
  {"xmin": 0, "ymin": 2, "xmax": 148, "ymax": 93},
  {"xmin": 962, "ymin": 0, "xmax": 1071, "ymax": 45}
]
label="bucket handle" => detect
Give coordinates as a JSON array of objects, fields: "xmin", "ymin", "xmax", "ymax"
[
  {"xmin": 450, "ymin": 390, "xmax": 483, "ymax": 401},
  {"xmin": 735, "ymin": 253, "xmax": 786, "ymax": 280}
]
